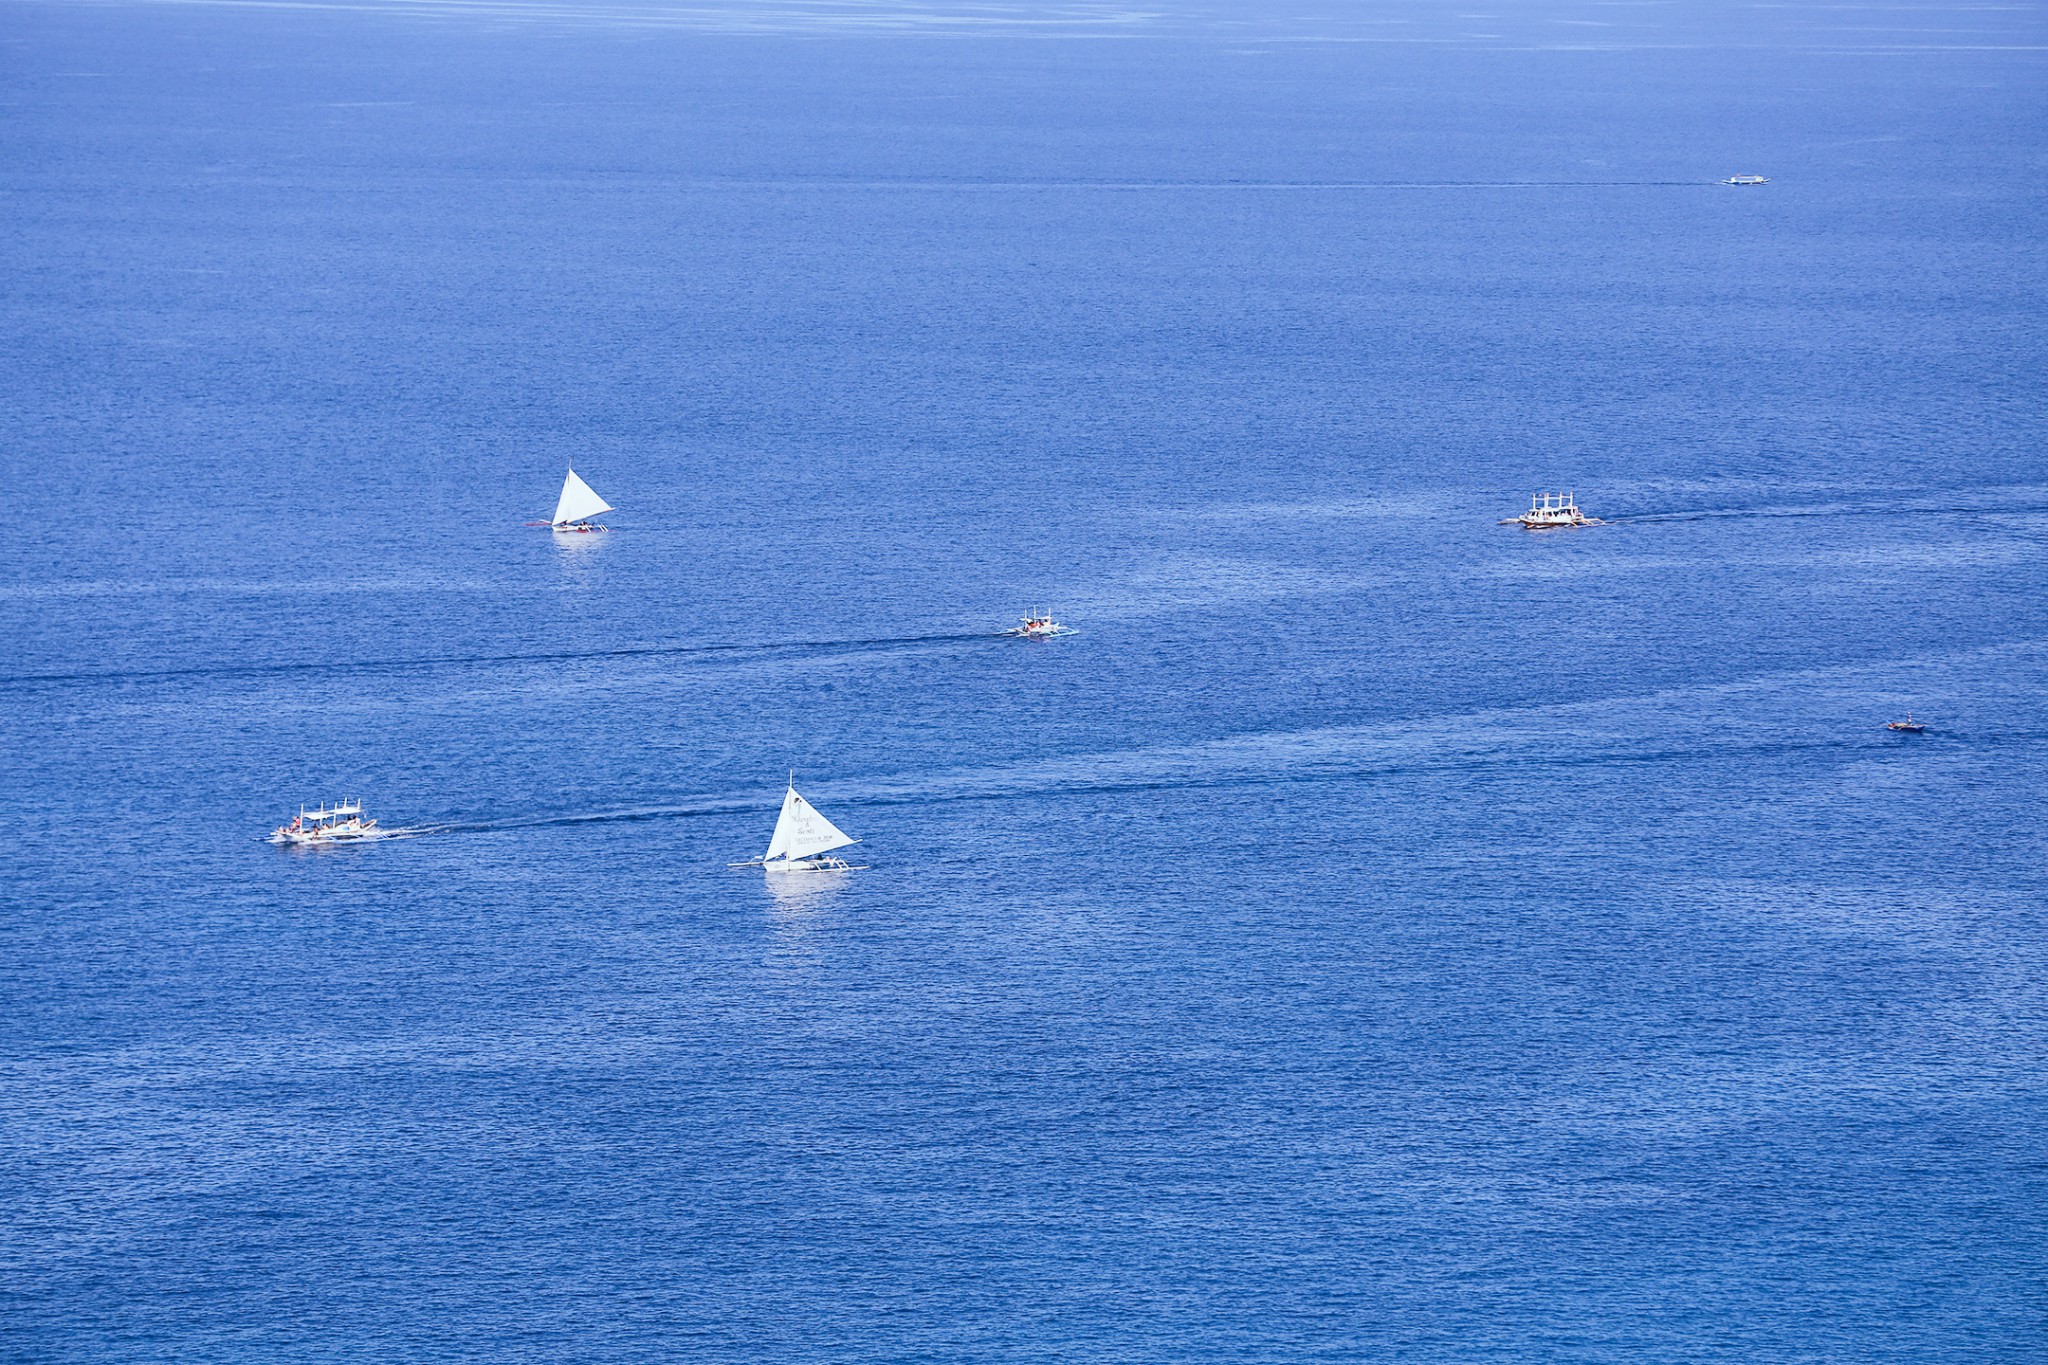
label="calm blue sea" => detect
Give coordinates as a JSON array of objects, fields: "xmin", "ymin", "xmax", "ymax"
[{"xmin": 3, "ymin": 1, "xmax": 2046, "ymax": 1359}]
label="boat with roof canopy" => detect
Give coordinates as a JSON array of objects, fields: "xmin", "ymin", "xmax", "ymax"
[
  {"xmin": 1001, "ymin": 610, "xmax": 1073, "ymax": 639},
  {"xmin": 269, "ymin": 800, "xmax": 384, "ymax": 845},
  {"xmin": 1502, "ymin": 491, "xmax": 1602, "ymax": 530}
]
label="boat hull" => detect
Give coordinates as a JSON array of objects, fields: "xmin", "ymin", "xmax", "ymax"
[{"xmin": 1507, "ymin": 512, "xmax": 1603, "ymax": 529}]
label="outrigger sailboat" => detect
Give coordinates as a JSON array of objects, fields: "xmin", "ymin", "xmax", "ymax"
[
  {"xmin": 730, "ymin": 775, "xmax": 866, "ymax": 873},
  {"xmin": 1002, "ymin": 610, "xmax": 1073, "ymax": 639},
  {"xmin": 269, "ymin": 800, "xmax": 383, "ymax": 845},
  {"xmin": 539, "ymin": 466, "xmax": 614, "ymax": 533}
]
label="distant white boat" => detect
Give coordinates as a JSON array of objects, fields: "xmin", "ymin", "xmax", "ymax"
[
  {"xmin": 1001, "ymin": 609, "xmax": 1073, "ymax": 639},
  {"xmin": 731, "ymin": 775, "xmax": 866, "ymax": 873},
  {"xmin": 545, "ymin": 466, "xmax": 614, "ymax": 532},
  {"xmin": 1501, "ymin": 491, "xmax": 1602, "ymax": 530},
  {"xmin": 1724, "ymin": 175, "xmax": 1769, "ymax": 186},
  {"xmin": 269, "ymin": 799, "xmax": 384, "ymax": 845}
]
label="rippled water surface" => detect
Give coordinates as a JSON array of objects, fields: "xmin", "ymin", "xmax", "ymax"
[{"xmin": 3, "ymin": 1, "xmax": 2045, "ymax": 1360}]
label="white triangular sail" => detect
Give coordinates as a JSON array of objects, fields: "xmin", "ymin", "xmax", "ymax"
[
  {"xmin": 763, "ymin": 783, "xmax": 857, "ymax": 863},
  {"xmin": 552, "ymin": 467, "xmax": 613, "ymax": 525}
]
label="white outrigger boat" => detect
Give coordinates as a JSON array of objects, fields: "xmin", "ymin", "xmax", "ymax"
[
  {"xmin": 269, "ymin": 800, "xmax": 384, "ymax": 846},
  {"xmin": 1002, "ymin": 610, "xmax": 1073, "ymax": 639},
  {"xmin": 730, "ymin": 775, "xmax": 867, "ymax": 873},
  {"xmin": 1502, "ymin": 491, "xmax": 1602, "ymax": 530},
  {"xmin": 534, "ymin": 465, "xmax": 614, "ymax": 533}
]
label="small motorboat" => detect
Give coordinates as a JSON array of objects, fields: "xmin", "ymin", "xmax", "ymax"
[
  {"xmin": 269, "ymin": 800, "xmax": 385, "ymax": 845},
  {"xmin": 1502, "ymin": 492, "xmax": 1601, "ymax": 530},
  {"xmin": 1886, "ymin": 714, "xmax": 1927, "ymax": 733},
  {"xmin": 1724, "ymin": 175, "xmax": 1769, "ymax": 186},
  {"xmin": 1002, "ymin": 611, "xmax": 1073, "ymax": 639}
]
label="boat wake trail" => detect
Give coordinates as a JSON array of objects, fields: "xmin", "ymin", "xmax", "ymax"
[
  {"xmin": 427, "ymin": 799, "xmax": 763, "ymax": 838},
  {"xmin": 0, "ymin": 631, "xmax": 995, "ymax": 691},
  {"xmin": 1608, "ymin": 495, "xmax": 2048, "ymax": 527},
  {"xmin": 691, "ymin": 178, "xmax": 1719, "ymax": 191},
  {"xmin": 403, "ymin": 640, "xmax": 2048, "ymax": 843}
]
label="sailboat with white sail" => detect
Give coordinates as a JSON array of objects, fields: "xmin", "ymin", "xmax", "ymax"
[
  {"xmin": 731, "ymin": 775, "xmax": 866, "ymax": 872},
  {"xmin": 542, "ymin": 466, "xmax": 614, "ymax": 533}
]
